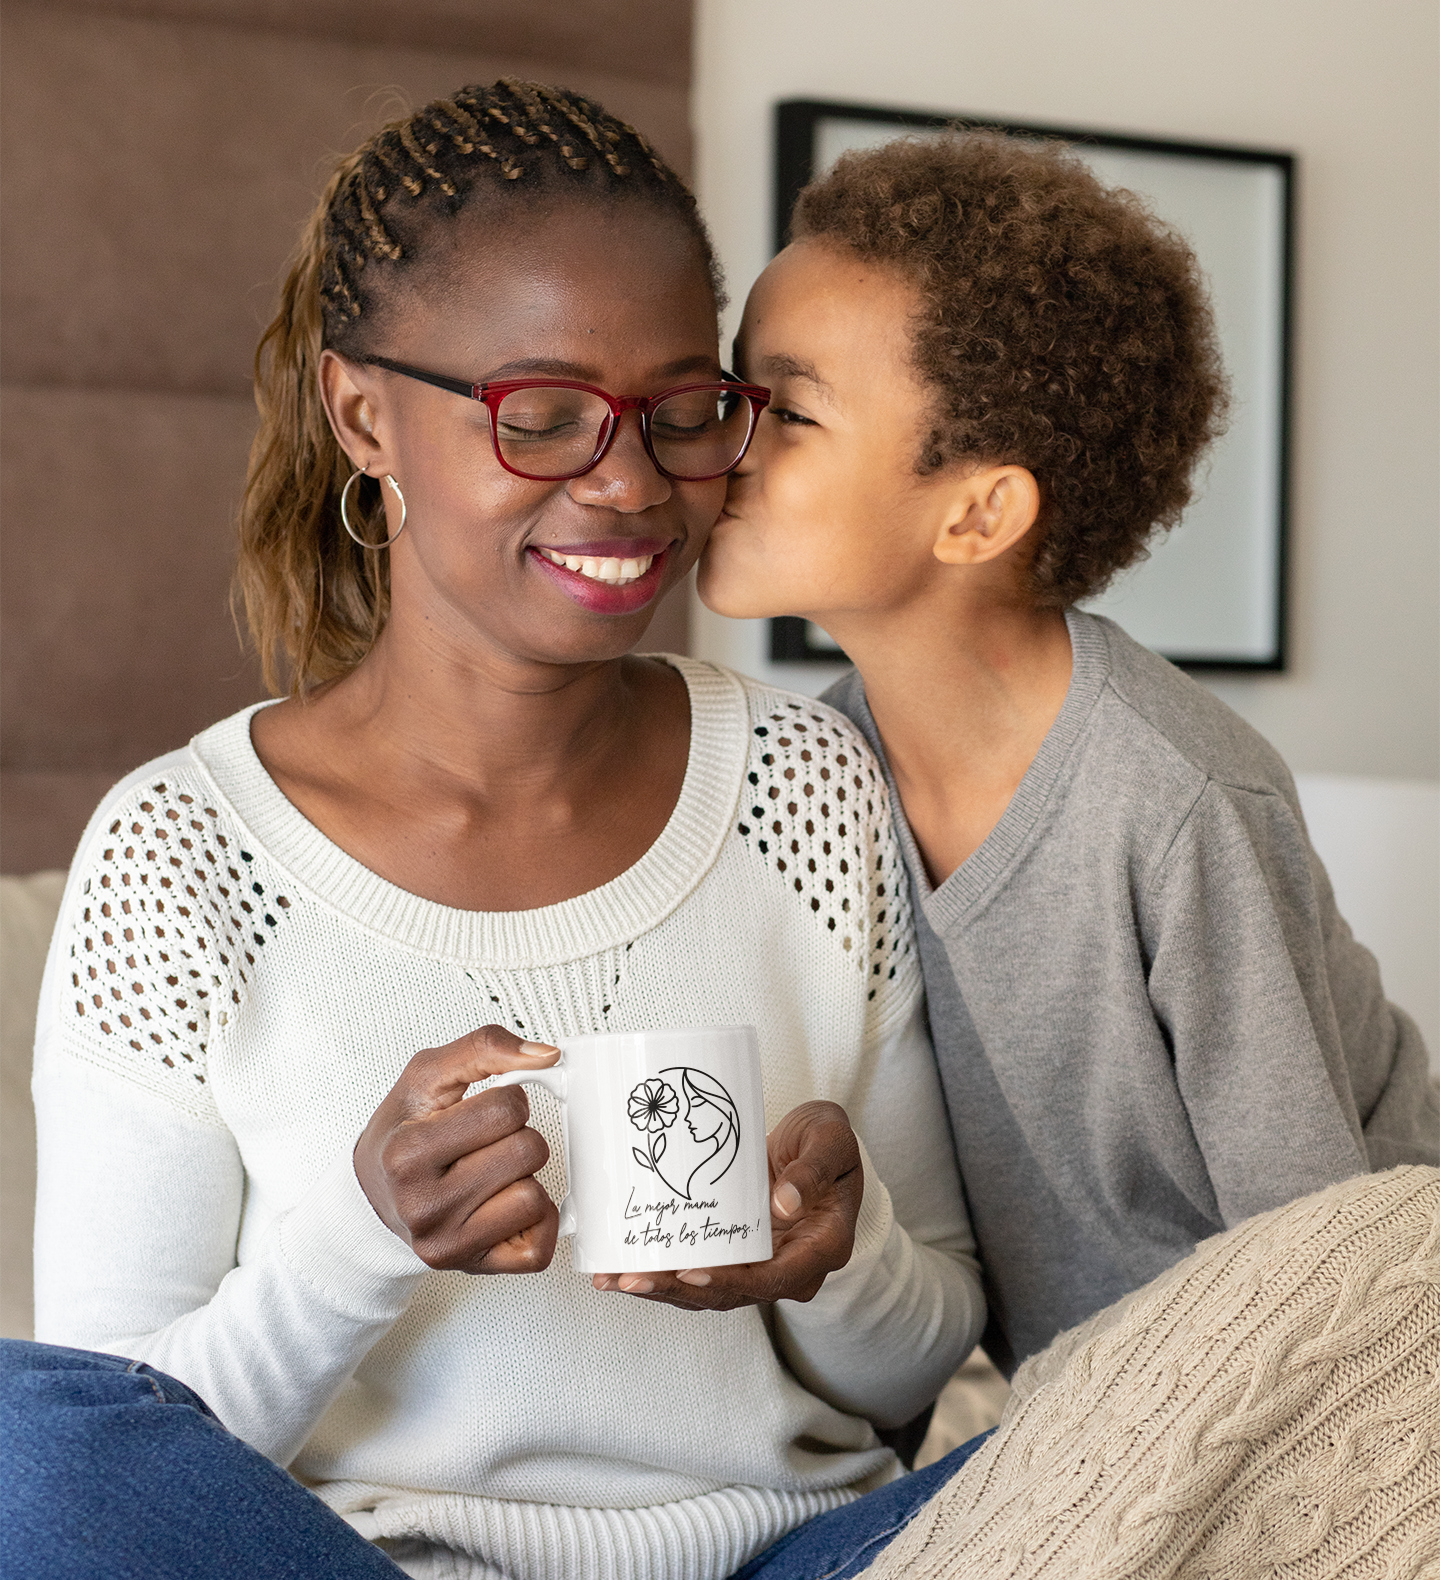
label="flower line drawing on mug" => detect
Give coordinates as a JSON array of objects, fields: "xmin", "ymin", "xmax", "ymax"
[{"xmin": 627, "ymin": 1068, "xmax": 742, "ymax": 1202}]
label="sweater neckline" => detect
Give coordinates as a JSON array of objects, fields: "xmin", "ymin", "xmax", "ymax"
[
  {"xmin": 866, "ymin": 610, "xmax": 1111, "ymax": 934},
  {"xmin": 188, "ymin": 656, "xmax": 749, "ymax": 968}
]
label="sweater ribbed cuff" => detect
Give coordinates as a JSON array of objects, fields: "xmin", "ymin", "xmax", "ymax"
[
  {"xmin": 848, "ymin": 1134, "xmax": 892, "ymax": 1259},
  {"xmin": 779, "ymin": 1134, "xmax": 892, "ymax": 1316},
  {"xmin": 275, "ymin": 1151, "xmax": 427, "ymax": 1321}
]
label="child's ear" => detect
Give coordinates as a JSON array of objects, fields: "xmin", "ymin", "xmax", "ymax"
[{"xmin": 931, "ymin": 465, "xmax": 1041, "ymax": 566}]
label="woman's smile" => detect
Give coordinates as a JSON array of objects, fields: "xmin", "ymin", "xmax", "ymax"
[{"xmin": 529, "ymin": 534, "xmax": 676, "ymax": 613}]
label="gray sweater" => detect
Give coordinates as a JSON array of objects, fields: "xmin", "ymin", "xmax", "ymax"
[{"xmin": 826, "ymin": 611, "xmax": 1438, "ymax": 1376}]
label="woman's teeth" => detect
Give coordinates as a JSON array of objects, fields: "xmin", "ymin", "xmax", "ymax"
[{"xmin": 539, "ymin": 548, "xmax": 657, "ymax": 585}]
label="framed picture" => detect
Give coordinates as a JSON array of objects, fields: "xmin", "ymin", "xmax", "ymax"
[{"xmin": 768, "ymin": 100, "xmax": 1295, "ymax": 672}]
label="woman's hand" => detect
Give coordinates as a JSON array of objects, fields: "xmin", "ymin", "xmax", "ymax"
[
  {"xmin": 591, "ymin": 1100, "xmax": 863, "ymax": 1311},
  {"xmin": 354, "ymin": 1026, "xmax": 562, "ymax": 1274}
]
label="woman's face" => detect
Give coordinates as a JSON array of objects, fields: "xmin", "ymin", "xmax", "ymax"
[
  {"xmin": 327, "ymin": 201, "xmax": 726, "ymax": 669},
  {"xmin": 698, "ymin": 239, "xmax": 946, "ymax": 628}
]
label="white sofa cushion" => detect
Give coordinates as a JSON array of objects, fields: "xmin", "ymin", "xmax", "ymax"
[{"xmin": 1, "ymin": 869, "xmax": 66, "ymax": 1339}]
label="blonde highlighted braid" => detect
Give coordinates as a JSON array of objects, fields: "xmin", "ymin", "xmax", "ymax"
[{"xmin": 236, "ymin": 80, "xmax": 720, "ymax": 696}]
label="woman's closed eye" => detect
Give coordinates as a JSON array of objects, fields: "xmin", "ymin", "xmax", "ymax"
[
  {"xmin": 766, "ymin": 405, "xmax": 818, "ymax": 428},
  {"xmin": 498, "ymin": 422, "xmax": 583, "ymax": 442}
]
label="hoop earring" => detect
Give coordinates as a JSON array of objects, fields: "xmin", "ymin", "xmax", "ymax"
[{"xmin": 340, "ymin": 468, "xmax": 407, "ymax": 548}]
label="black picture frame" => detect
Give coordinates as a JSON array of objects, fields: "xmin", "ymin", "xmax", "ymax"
[{"xmin": 768, "ymin": 99, "xmax": 1294, "ymax": 673}]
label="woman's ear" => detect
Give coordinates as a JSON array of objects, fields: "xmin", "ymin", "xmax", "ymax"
[
  {"xmin": 931, "ymin": 465, "xmax": 1041, "ymax": 567},
  {"xmin": 318, "ymin": 349, "xmax": 390, "ymax": 476}
]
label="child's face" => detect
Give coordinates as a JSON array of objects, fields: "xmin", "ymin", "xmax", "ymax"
[{"xmin": 699, "ymin": 240, "xmax": 952, "ymax": 627}]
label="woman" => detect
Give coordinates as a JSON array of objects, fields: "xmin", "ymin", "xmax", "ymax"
[{"xmin": 9, "ymin": 83, "xmax": 983, "ymax": 1580}]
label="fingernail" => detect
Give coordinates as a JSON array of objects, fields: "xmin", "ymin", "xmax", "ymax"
[
  {"xmin": 618, "ymin": 1276, "xmax": 654, "ymax": 1294},
  {"xmin": 593, "ymin": 1276, "xmax": 617, "ymax": 1291},
  {"xmin": 773, "ymin": 1182, "xmax": 802, "ymax": 1218},
  {"xmin": 520, "ymin": 1041, "xmax": 559, "ymax": 1057},
  {"xmin": 676, "ymin": 1269, "xmax": 711, "ymax": 1286}
]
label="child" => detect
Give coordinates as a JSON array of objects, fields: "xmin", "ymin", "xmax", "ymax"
[
  {"xmin": 701, "ymin": 131, "xmax": 1438, "ymax": 1377},
  {"xmin": 14, "ymin": 84, "xmax": 984, "ymax": 1580}
]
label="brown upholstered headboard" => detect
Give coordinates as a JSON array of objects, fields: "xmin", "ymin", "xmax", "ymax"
[{"xmin": 0, "ymin": 0, "xmax": 695, "ymax": 873}]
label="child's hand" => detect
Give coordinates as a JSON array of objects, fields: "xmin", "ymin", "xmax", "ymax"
[
  {"xmin": 354, "ymin": 1026, "xmax": 562, "ymax": 1274},
  {"xmin": 590, "ymin": 1101, "xmax": 863, "ymax": 1310}
]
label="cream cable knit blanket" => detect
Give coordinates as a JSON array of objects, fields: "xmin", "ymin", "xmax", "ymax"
[{"xmin": 865, "ymin": 1165, "xmax": 1440, "ymax": 1579}]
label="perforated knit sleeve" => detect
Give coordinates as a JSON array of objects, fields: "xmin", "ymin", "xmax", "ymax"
[
  {"xmin": 731, "ymin": 685, "xmax": 983, "ymax": 1426},
  {"xmin": 51, "ymin": 767, "xmax": 296, "ymax": 1122},
  {"xmin": 33, "ymin": 757, "xmax": 426, "ymax": 1463},
  {"xmin": 731, "ymin": 688, "xmax": 919, "ymax": 1038}
]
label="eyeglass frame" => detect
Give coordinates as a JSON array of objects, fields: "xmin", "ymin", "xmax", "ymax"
[{"xmin": 355, "ymin": 354, "xmax": 771, "ymax": 483}]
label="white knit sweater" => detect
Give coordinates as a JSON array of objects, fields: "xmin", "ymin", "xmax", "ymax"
[{"xmin": 32, "ymin": 656, "xmax": 984, "ymax": 1580}]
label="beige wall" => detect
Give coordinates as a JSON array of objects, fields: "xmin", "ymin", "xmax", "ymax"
[
  {"xmin": 691, "ymin": 0, "xmax": 1440, "ymax": 782},
  {"xmin": 1, "ymin": 0, "xmax": 694, "ymax": 873}
]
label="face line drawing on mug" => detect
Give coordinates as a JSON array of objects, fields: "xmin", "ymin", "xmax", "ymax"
[{"xmin": 627, "ymin": 1066, "xmax": 741, "ymax": 1203}]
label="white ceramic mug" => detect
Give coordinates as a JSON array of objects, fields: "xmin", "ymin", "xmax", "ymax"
[{"xmin": 492, "ymin": 1026, "xmax": 772, "ymax": 1274}]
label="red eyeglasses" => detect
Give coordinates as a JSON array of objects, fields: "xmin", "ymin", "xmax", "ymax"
[{"xmin": 359, "ymin": 355, "xmax": 771, "ymax": 483}]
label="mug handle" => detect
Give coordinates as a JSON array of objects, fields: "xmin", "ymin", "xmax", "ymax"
[{"xmin": 489, "ymin": 1066, "xmax": 577, "ymax": 1238}]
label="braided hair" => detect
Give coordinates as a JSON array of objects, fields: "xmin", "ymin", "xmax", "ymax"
[{"xmin": 236, "ymin": 80, "xmax": 722, "ymax": 695}]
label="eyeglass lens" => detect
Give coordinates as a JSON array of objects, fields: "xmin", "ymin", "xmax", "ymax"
[{"xmin": 492, "ymin": 387, "xmax": 753, "ymax": 480}]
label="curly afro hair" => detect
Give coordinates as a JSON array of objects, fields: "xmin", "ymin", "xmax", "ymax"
[{"xmin": 792, "ymin": 132, "xmax": 1229, "ymax": 607}]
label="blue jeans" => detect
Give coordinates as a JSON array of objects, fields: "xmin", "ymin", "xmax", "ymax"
[
  {"xmin": 735, "ymin": 1428, "xmax": 993, "ymax": 1579},
  {"xmin": 0, "ymin": 1340, "xmax": 991, "ymax": 1579}
]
